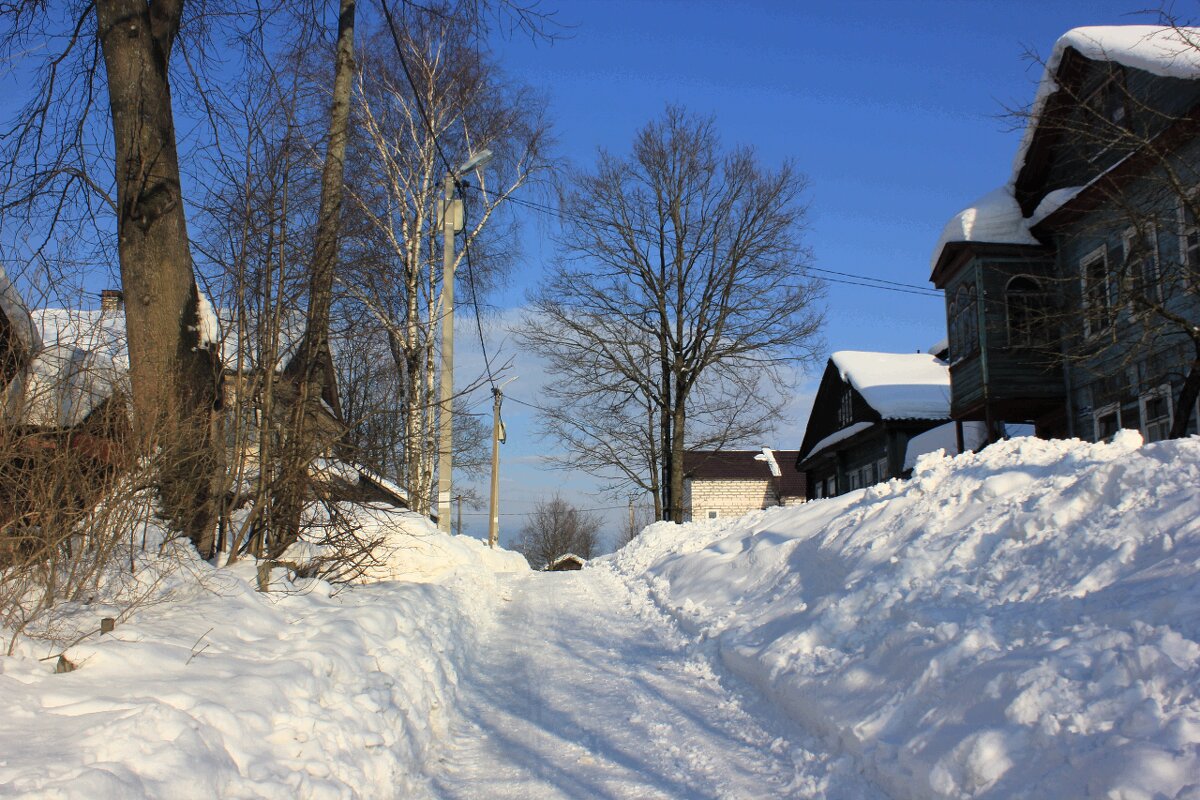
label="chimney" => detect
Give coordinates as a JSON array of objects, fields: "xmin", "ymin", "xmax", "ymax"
[{"xmin": 100, "ymin": 289, "xmax": 124, "ymax": 313}]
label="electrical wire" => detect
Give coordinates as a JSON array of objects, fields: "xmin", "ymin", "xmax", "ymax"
[{"xmin": 459, "ymin": 184, "xmax": 944, "ymax": 299}]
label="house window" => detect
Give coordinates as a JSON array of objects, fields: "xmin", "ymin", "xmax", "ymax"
[
  {"xmin": 875, "ymin": 457, "xmax": 889, "ymax": 482},
  {"xmin": 1140, "ymin": 384, "xmax": 1173, "ymax": 442},
  {"xmin": 838, "ymin": 387, "xmax": 854, "ymax": 428},
  {"xmin": 1180, "ymin": 193, "xmax": 1200, "ymax": 269},
  {"xmin": 1122, "ymin": 226, "xmax": 1161, "ymax": 307},
  {"xmin": 811, "ymin": 482, "xmax": 823, "ymax": 500},
  {"xmin": 825, "ymin": 477, "xmax": 835, "ymax": 497},
  {"xmin": 1080, "ymin": 245, "xmax": 1112, "ymax": 336},
  {"xmin": 1084, "ymin": 72, "xmax": 1128, "ymax": 128},
  {"xmin": 707, "ymin": 510, "xmax": 719, "ymax": 520},
  {"xmin": 848, "ymin": 471, "xmax": 860, "ymax": 490},
  {"xmin": 858, "ymin": 465, "xmax": 873, "ymax": 488},
  {"xmin": 1093, "ymin": 403, "xmax": 1122, "ymax": 441},
  {"xmin": 1005, "ymin": 275, "xmax": 1049, "ymax": 347}
]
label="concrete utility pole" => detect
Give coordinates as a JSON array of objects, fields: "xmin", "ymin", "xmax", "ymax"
[
  {"xmin": 488, "ymin": 387, "xmax": 504, "ymax": 548},
  {"xmin": 435, "ymin": 150, "xmax": 493, "ymax": 534},
  {"xmin": 455, "ymin": 494, "xmax": 463, "ymax": 537},
  {"xmin": 437, "ymin": 172, "xmax": 458, "ymax": 532}
]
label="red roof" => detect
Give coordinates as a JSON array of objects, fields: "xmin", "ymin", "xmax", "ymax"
[{"xmin": 683, "ymin": 449, "xmax": 806, "ymax": 499}]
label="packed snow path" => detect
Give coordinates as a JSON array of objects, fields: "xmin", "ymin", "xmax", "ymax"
[{"xmin": 427, "ymin": 565, "xmax": 882, "ymax": 799}]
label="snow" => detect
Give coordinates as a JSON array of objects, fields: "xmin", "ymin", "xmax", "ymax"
[
  {"xmin": 805, "ymin": 420, "xmax": 873, "ymax": 460},
  {"xmin": 5, "ymin": 432, "xmax": 1200, "ymax": 798},
  {"xmin": 428, "ymin": 566, "xmax": 883, "ymax": 799},
  {"xmin": 607, "ymin": 432, "xmax": 1200, "ymax": 800},
  {"xmin": 929, "ymin": 186, "xmax": 1039, "ymax": 272},
  {"xmin": 1013, "ymin": 26, "xmax": 1200, "ymax": 184},
  {"xmin": 193, "ymin": 284, "xmax": 221, "ymax": 350},
  {"xmin": 1028, "ymin": 185, "xmax": 1086, "ymax": 226},
  {"xmin": 755, "ymin": 446, "xmax": 782, "ymax": 477},
  {"xmin": 1, "ymin": 511, "xmax": 525, "ymax": 799},
  {"xmin": 902, "ymin": 420, "xmax": 989, "ymax": 470},
  {"xmin": 831, "ymin": 350, "xmax": 952, "ymax": 420},
  {"xmin": 14, "ymin": 310, "xmax": 129, "ymax": 426}
]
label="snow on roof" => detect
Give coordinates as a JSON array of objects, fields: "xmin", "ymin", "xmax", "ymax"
[
  {"xmin": 933, "ymin": 27, "xmax": 1200, "ymax": 272},
  {"xmin": 804, "ymin": 421, "xmax": 873, "ymax": 462},
  {"xmin": 929, "ymin": 186, "xmax": 1039, "ymax": 272},
  {"xmin": 1012, "ymin": 26, "xmax": 1200, "ymax": 183},
  {"xmin": 831, "ymin": 350, "xmax": 952, "ymax": 420}
]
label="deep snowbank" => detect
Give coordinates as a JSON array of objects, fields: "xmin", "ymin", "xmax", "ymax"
[
  {"xmin": 0, "ymin": 511, "xmax": 527, "ymax": 799},
  {"xmin": 606, "ymin": 432, "xmax": 1200, "ymax": 799}
]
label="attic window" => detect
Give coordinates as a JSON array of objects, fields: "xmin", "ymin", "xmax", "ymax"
[
  {"xmin": 838, "ymin": 386, "xmax": 853, "ymax": 428},
  {"xmin": 1085, "ymin": 74, "xmax": 1127, "ymax": 126},
  {"xmin": 1083, "ymin": 70, "xmax": 1130, "ymax": 162}
]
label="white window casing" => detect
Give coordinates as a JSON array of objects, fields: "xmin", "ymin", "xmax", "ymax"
[{"xmin": 1139, "ymin": 383, "xmax": 1174, "ymax": 443}]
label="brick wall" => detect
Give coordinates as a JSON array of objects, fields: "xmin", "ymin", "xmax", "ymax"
[{"xmin": 684, "ymin": 478, "xmax": 778, "ymax": 521}]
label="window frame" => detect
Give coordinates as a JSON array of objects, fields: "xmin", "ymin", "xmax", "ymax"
[
  {"xmin": 1080, "ymin": 244, "xmax": 1112, "ymax": 338},
  {"xmin": 1005, "ymin": 274, "xmax": 1049, "ymax": 348},
  {"xmin": 1092, "ymin": 401, "xmax": 1122, "ymax": 441},
  {"xmin": 1122, "ymin": 225, "xmax": 1162, "ymax": 309},
  {"xmin": 1180, "ymin": 188, "xmax": 1200, "ymax": 270},
  {"xmin": 1139, "ymin": 383, "xmax": 1174, "ymax": 443}
]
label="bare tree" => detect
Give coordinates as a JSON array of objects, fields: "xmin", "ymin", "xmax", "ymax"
[
  {"xmin": 520, "ymin": 106, "xmax": 824, "ymax": 522},
  {"xmin": 515, "ymin": 495, "xmax": 599, "ymax": 569}
]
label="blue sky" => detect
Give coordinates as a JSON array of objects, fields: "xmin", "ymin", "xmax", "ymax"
[{"xmin": 455, "ymin": 0, "xmax": 1163, "ymax": 544}]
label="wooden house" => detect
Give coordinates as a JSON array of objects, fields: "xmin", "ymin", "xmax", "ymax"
[
  {"xmin": 682, "ymin": 447, "xmax": 805, "ymax": 521},
  {"xmin": 796, "ymin": 351, "xmax": 987, "ymax": 499},
  {"xmin": 930, "ymin": 25, "xmax": 1200, "ymax": 442}
]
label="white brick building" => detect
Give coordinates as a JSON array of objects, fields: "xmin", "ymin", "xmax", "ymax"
[{"xmin": 682, "ymin": 448, "xmax": 806, "ymax": 522}]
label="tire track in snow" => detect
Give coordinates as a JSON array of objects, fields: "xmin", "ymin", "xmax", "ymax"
[{"xmin": 426, "ymin": 565, "xmax": 886, "ymax": 799}]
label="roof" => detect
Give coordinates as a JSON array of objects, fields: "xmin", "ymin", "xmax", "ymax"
[
  {"xmin": 931, "ymin": 25, "xmax": 1200, "ymax": 276},
  {"xmin": 683, "ymin": 448, "xmax": 806, "ymax": 499},
  {"xmin": 929, "ymin": 186, "xmax": 1039, "ymax": 273},
  {"xmin": 830, "ymin": 351, "xmax": 952, "ymax": 421},
  {"xmin": 1013, "ymin": 26, "xmax": 1200, "ymax": 185},
  {"xmin": 547, "ymin": 553, "xmax": 587, "ymax": 571}
]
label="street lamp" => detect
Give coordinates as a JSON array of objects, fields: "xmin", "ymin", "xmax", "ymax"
[{"xmin": 437, "ymin": 149, "xmax": 495, "ymax": 533}]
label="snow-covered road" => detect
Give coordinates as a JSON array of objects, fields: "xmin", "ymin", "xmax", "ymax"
[{"xmin": 427, "ymin": 566, "xmax": 882, "ymax": 799}]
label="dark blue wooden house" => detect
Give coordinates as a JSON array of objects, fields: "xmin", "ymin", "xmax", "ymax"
[{"xmin": 930, "ymin": 25, "xmax": 1200, "ymax": 442}]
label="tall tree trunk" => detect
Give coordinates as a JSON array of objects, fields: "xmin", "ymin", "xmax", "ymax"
[
  {"xmin": 669, "ymin": 386, "xmax": 687, "ymax": 523},
  {"xmin": 1169, "ymin": 342, "xmax": 1200, "ymax": 439},
  {"xmin": 96, "ymin": 0, "xmax": 222, "ymax": 557},
  {"xmin": 271, "ymin": 0, "xmax": 356, "ymax": 556}
]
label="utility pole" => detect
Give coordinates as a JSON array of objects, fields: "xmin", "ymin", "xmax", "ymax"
[
  {"xmin": 435, "ymin": 149, "xmax": 492, "ymax": 535},
  {"xmin": 455, "ymin": 494, "xmax": 463, "ymax": 537},
  {"xmin": 437, "ymin": 172, "xmax": 458, "ymax": 532},
  {"xmin": 628, "ymin": 496, "xmax": 635, "ymax": 541},
  {"xmin": 488, "ymin": 387, "xmax": 504, "ymax": 548}
]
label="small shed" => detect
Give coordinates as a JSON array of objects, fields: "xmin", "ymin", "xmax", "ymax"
[{"xmin": 546, "ymin": 553, "xmax": 586, "ymax": 571}]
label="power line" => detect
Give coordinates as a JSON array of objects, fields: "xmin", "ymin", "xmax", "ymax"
[
  {"xmin": 461, "ymin": 184, "xmax": 943, "ymax": 300},
  {"xmin": 459, "ymin": 192, "xmax": 500, "ymax": 389},
  {"xmin": 379, "ymin": 0, "xmax": 455, "ymax": 177}
]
